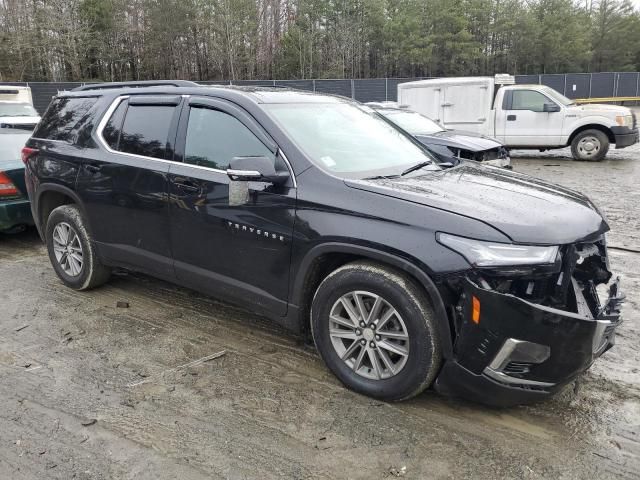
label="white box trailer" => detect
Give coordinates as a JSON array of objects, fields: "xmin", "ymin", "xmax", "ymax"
[
  {"xmin": 398, "ymin": 75, "xmax": 638, "ymax": 161},
  {"xmin": 0, "ymin": 86, "xmax": 41, "ymax": 128},
  {"xmin": 0, "ymin": 86, "xmax": 34, "ymax": 105}
]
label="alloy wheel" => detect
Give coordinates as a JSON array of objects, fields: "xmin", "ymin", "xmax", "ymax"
[
  {"xmin": 52, "ymin": 222, "xmax": 84, "ymax": 277},
  {"xmin": 329, "ymin": 291, "xmax": 409, "ymax": 380}
]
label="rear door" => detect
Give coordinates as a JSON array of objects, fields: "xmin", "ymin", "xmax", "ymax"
[
  {"xmin": 168, "ymin": 96, "xmax": 296, "ymax": 316},
  {"xmin": 76, "ymin": 95, "xmax": 181, "ymax": 279}
]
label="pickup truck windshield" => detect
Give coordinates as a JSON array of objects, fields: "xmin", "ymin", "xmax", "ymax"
[
  {"xmin": 540, "ymin": 87, "xmax": 574, "ymax": 106},
  {"xmin": 265, "ymin": 102, "xmax": 438, "ymax": 178},
  {"xmin": 377, "ymin": 109, "xmax": 445, "ymax": 135},
  {"xmin": 0, "ymin": 102, "xmax": 38, "ymax": 117}
]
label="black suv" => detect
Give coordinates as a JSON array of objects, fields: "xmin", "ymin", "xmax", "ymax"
[{"xmin": 24, "ymin": 81, "xmax": 623, "ymax": 407}]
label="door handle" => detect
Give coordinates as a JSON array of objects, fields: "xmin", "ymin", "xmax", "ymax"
[
  {"xmin": 507, "ymin": 115, "xmax": 517, "ymax": 121},
  {"xmin": 441, "ymin": 103, "xmax": 453, "ymax": 107},
  {"xmin": 85, "ymin": 164, "xmax": 102, "ymax": 173},
  {"xmin": 174, "ymin": 180, "xmax": 200, "ymax": 192}
]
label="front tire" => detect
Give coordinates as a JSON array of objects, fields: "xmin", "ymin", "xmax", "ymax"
[
  {"xmin": 311, "ymin": 261, "xmax": 441, "ymax": 401},
  {"xmin": 571, "ymin": 129, "xmax": 609, "ymax": 161},
  {"xmin": 45, "ymin": 204, "xmax": 111, "ymax": 290}
]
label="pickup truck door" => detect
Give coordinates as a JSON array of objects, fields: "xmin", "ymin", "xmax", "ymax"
[{"xmin": 498, "ymin": 89, "xmax": 564, "ymax": 146}]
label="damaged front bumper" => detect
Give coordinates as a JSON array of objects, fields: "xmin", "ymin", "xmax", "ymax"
[{"xmin": 435, "ymin": 276, "xmax": 624, "ymax": 407}]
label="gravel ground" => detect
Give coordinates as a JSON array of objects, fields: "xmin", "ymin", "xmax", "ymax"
[{"xmin": 1, "ymin": 144, "xmax": 639, "ymax": 479}]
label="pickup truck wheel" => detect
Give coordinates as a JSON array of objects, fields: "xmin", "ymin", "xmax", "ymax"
[
  {"xmin": 311, "ymin": 261, "xmax": 441, "ymax": 402},
  {"xmin": 571, "ymin": 129, "xmax": 609, "ymax": 161},
  {"xmin": 45, "ymin": 205, "xmax": 111, "ymax": 290}
]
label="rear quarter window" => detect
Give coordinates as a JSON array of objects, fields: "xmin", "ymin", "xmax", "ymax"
[
  {"xmin": 117, "ymin": 105, "xmax": 175, "ymax": 160},
  {"xmin": 34, "ymin": 97, "xmax": 98, "ymax": 142}
]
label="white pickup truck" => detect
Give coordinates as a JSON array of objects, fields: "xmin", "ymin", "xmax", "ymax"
[{"xmin": 397, "ymin": 75, "xmax": 639, "ymax": 161}]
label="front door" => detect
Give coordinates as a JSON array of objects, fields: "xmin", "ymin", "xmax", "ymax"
[
  {"xmin": 168, "ymin": 97, "xmax": 296, "ymax": 316},
  {"xmin": 76, "ymin": 95, "xmax": 182, "ymax": 278},
  {"xmin": 498, "ymin": 89, "xmax": 564, "ymax": 146}
]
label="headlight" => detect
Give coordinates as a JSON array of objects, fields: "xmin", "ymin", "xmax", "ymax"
[
  {"xmin": 615, "ymin": 115, "xmax": 633, "ymax": 128},
  {"xmin": 437, "ymin": 233, "xmax": 559, "ymax": 267}
]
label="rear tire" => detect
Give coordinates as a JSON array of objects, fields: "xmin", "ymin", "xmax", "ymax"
[
  {"xmin": 311, "ymin": 261, "xmax": 441, "ymax": 402},
  {"xmin": 45, "ymin": 205, "xmax": 111, "ymax": 290},
  {"xmin": 571, "ymin": 129, "xmax": 609, "ymax": 161}
]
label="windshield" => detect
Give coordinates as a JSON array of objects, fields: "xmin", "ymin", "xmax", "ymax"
[
  {"xmin": 378, "ymin": 109, "xmax": 445, "ymax": 135},
  {"xmin": 0, "ymin": 102, "xmax": 39, "ymax": 117},
  {"xmin": 0, "ymin": 131, "xmax": 32, "ymax": 162},
  {"xmin": 265, "ymin": 102, "xmax": 438, "ymax": 178},
  {"xmin": 540, "ymin": 87, "xmax": 574, "ymax": 106}
]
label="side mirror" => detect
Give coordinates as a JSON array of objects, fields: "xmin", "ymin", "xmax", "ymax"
[
  {"xmin": 227, "ymin": 156, "xmax": 289, "ymax": 185},
  {"xmin": 543, "ymin": 103, "xmax": 560, "ymax": 113}
]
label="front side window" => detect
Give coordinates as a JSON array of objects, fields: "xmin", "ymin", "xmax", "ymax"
[
  {"xmin": 118, "ymin": 105, "xmax": 175, "ymax": 159},
  {"xmin": 33, "ymin": 97, "xmax": 97, "ymax": 142},
  {"xmin": 184, "ymin": 107, "xmax": 274, "ymax": 170},
  {"xmin": 265, "ymin": 102, "xmax": 437, "ymax": 178},
  {"xmin": 511, "ymin": 91, "xmax": 553, "ymax": 113}
]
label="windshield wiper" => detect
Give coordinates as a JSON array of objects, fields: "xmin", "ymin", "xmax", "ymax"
[
  {"xmin": 363, "ymin": 174, "xmax": 400, "ymax": 180},
  {"xmin": 400, "ymin": 160, "xmax": 432, "ymax": 176}
]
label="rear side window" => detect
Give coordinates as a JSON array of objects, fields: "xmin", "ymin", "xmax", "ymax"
[
  {"xmin": 184, "ymin": 107, "xmax": 274, "ymax": 170},
  {"xmin": 117, "ymin": 105, "xmax": 175, "ymax": 160},
  {"xmin": 102, "ymin": 100, "xmax": 127, "ymax": 149},
  {"xmin": 34, "ymin": 97, "xmax": 97, "ymax": 142}
]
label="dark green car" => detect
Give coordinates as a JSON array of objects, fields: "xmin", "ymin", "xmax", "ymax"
[{"xmin": 0, "ymin": 127, "xmax": 34, "ymax": 233}]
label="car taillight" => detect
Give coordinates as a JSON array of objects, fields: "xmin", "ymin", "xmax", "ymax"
[
  {"xmin": 0, "ymin": 171, "xmax": 19, "ymax": 197},
  {"xmin": 21, "ymin": 147, "xmax": 38, "ymax": 164}
]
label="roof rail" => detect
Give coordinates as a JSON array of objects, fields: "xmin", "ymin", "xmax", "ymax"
[{"xmin": 72, "ymin": 80, "xmax": 200, "ymax": 92}]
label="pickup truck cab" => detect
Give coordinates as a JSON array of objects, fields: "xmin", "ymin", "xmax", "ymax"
[{"xmin": 398, "ymin": 75, "xmax": 639, "ymax": 161}]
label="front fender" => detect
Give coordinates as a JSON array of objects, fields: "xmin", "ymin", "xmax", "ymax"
[
  {"xmin": 565, "ymin": 116, "xmax": 616, "ymax": 142},
  {"xmin": 292, "ymin": 242, "xmax": 455, "ymax": 359}
]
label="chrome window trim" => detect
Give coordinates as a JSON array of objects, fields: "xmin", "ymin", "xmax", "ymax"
[{"xmin": 95, "ymin": 95, "xmax": 297, "ymax": 187}]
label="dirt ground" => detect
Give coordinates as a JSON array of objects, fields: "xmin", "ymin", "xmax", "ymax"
[{"xmin": 1, "ymin": 144, "xmax": 639, "ymax": 479}]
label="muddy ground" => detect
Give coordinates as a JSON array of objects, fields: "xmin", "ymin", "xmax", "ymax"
[{"xmin": 1, "ymin": 144, "xmax": 639, "ymax": 479}]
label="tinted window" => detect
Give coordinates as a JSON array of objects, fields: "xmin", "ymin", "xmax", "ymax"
[
  {"xmin": 184, "ymin": 107, "xmax": 274, "ymax": 170},
  {"xmin": 33, "ymin": 97, "xmax": 97, "ymax": 142},
  {"xmin": 103, "ymin": 100, "xmax": 127, "ymax": 149},
  {"xmin": 118, "ymin": 105, "xmax": 175, "ymax": 159},
  {"xmin": 511, "ymin": 91, "xmax": 550, "ymax": 112}
]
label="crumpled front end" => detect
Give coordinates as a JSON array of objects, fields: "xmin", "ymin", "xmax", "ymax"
[
  {"xmin": 464, "ymin": 146, "xmax": 511, "ymax": 168},
  {"xmin": 435, "ymin": 235, "xmax": 624, "ymax": 407}
]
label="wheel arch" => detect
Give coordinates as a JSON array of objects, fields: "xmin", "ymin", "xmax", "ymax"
[
  {"xmin": 568, "ymin": 124, "xmax": 615, "ymax": 146},
  {"xmin": 35, "ymin": 184, "xmax": 89, "ymax": 238},
  {"xmin": 291, "ymin": 243, "xmax": 454, "ymax": 359}
]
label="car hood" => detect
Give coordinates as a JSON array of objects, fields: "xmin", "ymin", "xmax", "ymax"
[
  {"xmin": 567, "ymin": 104, "xmax": 632, "ymax": 117},
  {"xmin": 416, "ymin": 130, "xmax": 503, "ymax": 151},
  {"xmin": 346, "ymin": 163, "xmax": 608, "ymax": 244}
]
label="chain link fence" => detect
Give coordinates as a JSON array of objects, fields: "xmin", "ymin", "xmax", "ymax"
[{"xmin": 5, "ymin": 72, "xmax": 639, "ymax": 115}]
